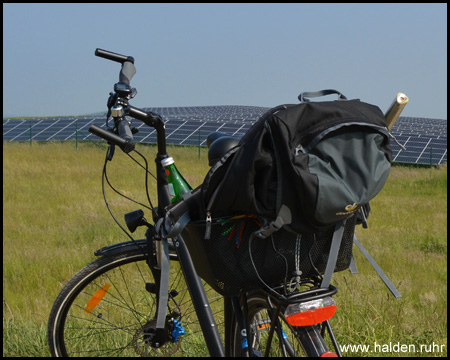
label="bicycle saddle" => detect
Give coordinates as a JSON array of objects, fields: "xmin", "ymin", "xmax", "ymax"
[{"xmin": 207, "ymin": 131, "xmax": 242, "ymax": 166}]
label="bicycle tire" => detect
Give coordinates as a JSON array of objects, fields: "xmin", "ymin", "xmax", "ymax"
[
  {"xmin": 229, "ymin": 292, "xmax": 331, "ymax": 357},
  {"xmin": 48, "ymin": 249, "xmax": 224, "ymax": 357}
]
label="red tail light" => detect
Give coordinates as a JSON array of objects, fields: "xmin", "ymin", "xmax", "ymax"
[
  {"xmin": 320, "ymin": 351, "xmax": 338, "ymax": 357},
  {"xmin": 284, "ymin": 296, "xmax": 337, "ymax": 327}
]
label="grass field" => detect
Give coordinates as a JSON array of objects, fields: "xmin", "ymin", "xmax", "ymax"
[{"xmin": 3, "ymin": 141, "xmax": 447, "ymax": 357}]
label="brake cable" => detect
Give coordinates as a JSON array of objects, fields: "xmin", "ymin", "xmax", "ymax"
[{"xmin": 101, "ymin": 146, "xmax": 147, "ymax": 255}]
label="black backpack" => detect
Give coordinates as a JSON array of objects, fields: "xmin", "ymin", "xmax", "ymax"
[{"xmin": 200, "ymin": 90, "xmax": 392, "ymax": 234}]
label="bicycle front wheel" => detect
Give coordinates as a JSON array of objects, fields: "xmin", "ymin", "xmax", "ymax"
[{"xmin": 48, "ymin": 249, "xmax": 224, "ymax": 357}]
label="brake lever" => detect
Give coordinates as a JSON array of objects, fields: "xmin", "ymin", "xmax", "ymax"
[
  {"xmin": 105, "ymin": 92, "xmax": 117, "ymax": 127},
  {"xmin": 107, "ymin": 92, "xmax": 117, "ymax": 109}
]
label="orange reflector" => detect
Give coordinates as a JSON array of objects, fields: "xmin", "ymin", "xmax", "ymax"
[
  {"xmin": 85, "ymin": 283, "xmax": 110, "ymax": 314},
  {"xmin": 257, "ymin": 322, "xmax": 271, "ymax": 331},
  {"xmin": 285, "ymin": 297, "xmax": 336, "ymax": 327}
]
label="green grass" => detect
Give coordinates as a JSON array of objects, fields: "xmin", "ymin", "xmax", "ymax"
[
  {"xmin": 3, "ymin": 141, "xmax": 447, "ymax": 357},
  {"xmin": 332, "ymin": 164, "xmax": 447, "ymax": 356}
]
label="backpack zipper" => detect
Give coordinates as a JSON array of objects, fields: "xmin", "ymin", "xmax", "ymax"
[
  {"xmin": 300, "ymin": 122, "xmax": 393, "ymax": 154},
  {"xmin": 205, "ymin": 212, "xmax": 212, "ymax": 239},
  {"xmin": 204, "ymin": 178, "xmax": 222, "ymax": 240}
]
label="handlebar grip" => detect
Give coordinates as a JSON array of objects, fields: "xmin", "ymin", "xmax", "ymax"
[
  {"xmin": 89, "ymin": 124, "xmax": 135, "ymax": 153},
  {"xmin": 119, "ymin": 61, "xmax": 136, "ymax": 86},
  {"xmin": 117, "ymin": 118, "xmax": 134, "ymax": 142},
  {"xmin": 95, "ymin": 48, "xmax": 135, "ymax": 64}
]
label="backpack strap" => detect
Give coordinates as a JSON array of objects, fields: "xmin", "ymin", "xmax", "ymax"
[
  {"xmin": 321, "ymin": 219, "xmax": 347, "ymax": 288},
  {"xmin": 254, "ymin": 204, "xmax": 292, "ymax": 239},
  {"xmin": 349, "ymin": 255, "xmax": 359, "ymax": 274},
  {"xmin": 265, "ymin": 118, "xmax": 283, "ymax": 214},
  {"xmin": 166, "ymin": 211, "xmax": 191, "ymax": 239},
  {"xmin": 154, "ymin": 218, "xmax": 172, "ymax": 331},
  {"xmin": 264, "ymin": 106, "xmax": 293, "ymax": 229},
  {"xmin": 155, "ymin": 199, "xmax": 194, "ymax": 333},
  {"xmin": 164, "ymin": 189, "xmax": 198, "ymax": 239},
  {"xmin": 298, "ymin": 89, "xmax": 347, "ymax": 103}
]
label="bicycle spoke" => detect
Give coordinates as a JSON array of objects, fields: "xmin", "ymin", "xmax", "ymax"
[{"xmin": 49, "ymin": 253, "xmax": 224, "ymax": 357}]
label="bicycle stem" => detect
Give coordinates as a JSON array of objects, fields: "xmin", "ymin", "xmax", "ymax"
[
  {"xmin": 126, "ymin": 104, "xmax": 171, "ymax": 218},
  {"xmin": 126, "ymin": 105, "xmax": 167, "ymax": 155}
]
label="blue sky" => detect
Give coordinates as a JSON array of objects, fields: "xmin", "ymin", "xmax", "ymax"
[{"xmin": 3, "ymin": 3, "xmax": 447, "ymax": 119}]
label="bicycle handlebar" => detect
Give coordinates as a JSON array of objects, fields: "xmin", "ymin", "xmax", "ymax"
[
  {"xmin": 95, "ymin": 48, "xmax": 136, "ymax": 86},
  {"xmin": 116, "ymin": 118, "xmax": 134, "ymax": 143},
  {"xmin": 91, "ymin": 48, "xmax": 140, "ymax": 151},
  {"xmin": 95, "ymin": 48, "xmax": 135, "ymax": 64},
  {"xmin": 92, "ymin": 47, "xmax": 170, "ymax": 216},
  {"xmin": 89, "ymin": 124, "xmax": 135, "ymax": 153}
]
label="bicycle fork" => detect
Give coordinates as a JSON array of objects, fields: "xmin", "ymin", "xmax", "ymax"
[{"xmin": 143, "ymin": 228, "xmax": 225, "ymax": 356}]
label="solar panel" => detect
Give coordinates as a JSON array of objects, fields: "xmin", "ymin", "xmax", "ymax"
[
  {"xmin": 389, "ymin": 117, "xmax": 447, "ymax": 165},
  {"xmin": 3, "ymin": 107, "xmax": 447, "ymax": 165}
]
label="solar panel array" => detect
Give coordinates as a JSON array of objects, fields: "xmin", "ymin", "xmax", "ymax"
[
  {"xmin": 3, "ymin": 106, "xmax": 447, "ymax": 165},
  {"xmin": 390, "ymin": 117, "xmax": 447, "ymax": 165}
]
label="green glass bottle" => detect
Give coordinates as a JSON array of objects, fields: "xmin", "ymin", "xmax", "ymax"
[{"xmin": 161, "ymin": 157, "xmax": 192, "ymax": 204}]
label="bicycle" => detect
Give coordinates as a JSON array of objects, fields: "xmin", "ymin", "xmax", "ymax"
[{"xmin": 48, "ymin": 49, "xmax": 406, "ymax": 357}]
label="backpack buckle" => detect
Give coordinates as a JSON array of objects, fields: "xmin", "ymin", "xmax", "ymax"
[{"xmin": 254, "ymin": 205, "xmax": 292, "ymax": 239}]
